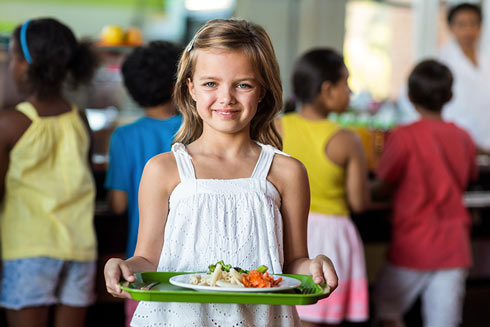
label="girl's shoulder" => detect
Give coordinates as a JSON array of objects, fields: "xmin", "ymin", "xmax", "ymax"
[
  {"xmin": 146, "ymin": 151, "xmax": 179, "ymax": 174},
  {"xmin": 271, "ymin": 152, "xmax": 306, "ymax": 175},
  {"xmin": 0, "ymin": 107, "xmax": 32, "ymax": 148},
  {"xmin": 324, "ymin": 128, "xmax": 364, "ymax": 167},
  {"xmin": 142, "ymin": 151, "xmax": 181, "ymax": 191},
  {"xmin": 329, "ymin": 128, "xmax": 363, "ymax": 153},
  {"xmin": 268, "ymin": 151, "xmax": 308, "ymax": 193}
]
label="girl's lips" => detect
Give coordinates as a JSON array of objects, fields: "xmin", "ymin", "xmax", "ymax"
[{"xmin": 212, "ymin": 109, "xmax": 240, "ymax": 118}]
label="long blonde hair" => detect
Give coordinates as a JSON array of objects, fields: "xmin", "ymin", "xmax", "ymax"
[{"xmin": 173, "ymin": 19, "xmax": 283, "ymax": 149}]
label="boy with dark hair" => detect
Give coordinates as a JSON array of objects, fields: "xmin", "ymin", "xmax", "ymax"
[
  {"xmin": 104, "ymin": 41, "xmax": 182, "ymax": 327},
  {"xmin": 372, "ymin": 59, "xmax": 478, "ymax": 327}
]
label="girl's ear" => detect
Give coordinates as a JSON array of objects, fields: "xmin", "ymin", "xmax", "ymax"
[
  {"xmin": 259, "ymin": 87, "xmax": 266, "ymax": 102},
  {"xmin": 187, "ymin": 77, "xmax": 196, "ymax": 101},
  {"xmin": 320, "ymin": 80, "xmax": 333, "ymax": 99}
]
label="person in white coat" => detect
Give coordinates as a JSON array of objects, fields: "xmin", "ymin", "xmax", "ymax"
[
  {"xmin": 397, "ymin": 3, "xmax": 490, "ymax": 154},
  {"xmin": 439, "ymin": 3, "xmax": 490, "ymax": 154}
]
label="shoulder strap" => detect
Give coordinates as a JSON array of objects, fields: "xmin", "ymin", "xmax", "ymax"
[
  {"xmin": 16, "ymin": 102, "xmax": 39, "ymax": 121},
  {"xmin": 251, "ymin": 143, "xmax": 289, "ymax": 179},
  {"xmin": 171, "ymin": 143, "xmax": 196, "ymax": 180}
]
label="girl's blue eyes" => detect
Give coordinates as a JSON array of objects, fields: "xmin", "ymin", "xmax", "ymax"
[{"xmin": 203, "ymin": 82, "xmax": 252, "ymax": 89}]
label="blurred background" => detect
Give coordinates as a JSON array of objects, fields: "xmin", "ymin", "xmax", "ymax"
[{"xmin": 0, "ymin": 0, "xmax": 489, "ymax": 326}]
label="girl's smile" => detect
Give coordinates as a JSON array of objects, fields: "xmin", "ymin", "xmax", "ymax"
[
  {"xmin": 187, "ymin": 48, "xmax": 263, "ymax": 134},
  {"xmin": 212, "ymin": 108, "xmax": 241, "ymax": 119}
]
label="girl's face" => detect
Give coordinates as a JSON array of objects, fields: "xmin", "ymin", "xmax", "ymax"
[
  {"xmin": 8, "ymin": 38, "xmax": 29, "ymax": 94},
  {"xmin": 187, "ymin": 49, "xmax": 264, "ymax": 136},
  {"xmin": 322, "ymin": 66, "xmax": 351, "ymax": 113}
]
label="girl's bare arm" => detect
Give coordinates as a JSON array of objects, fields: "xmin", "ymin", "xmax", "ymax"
[
  {"xmin": 343, "ymin": 131, "xmax": 369, "ymax": 213},
  {"xmin": 326, "ymin": 129, "xmax": 369, "ymax": 213},
  {"xmin": 104, "ymin": 152, "xmax": 180, "ymax": 297},
  {"xmin": 269, "ymin": 154, "xmax": 338, "ymax": 290}
]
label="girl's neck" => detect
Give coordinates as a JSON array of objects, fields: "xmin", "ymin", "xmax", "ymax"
[
  {"xmin": 299, "ymin": 103, "xmax": 328, "ymax": 120},
  {"xmin": 144, "ymin": 102, "xmax": 177, "ymax": 120},
  {"xmin": 191, "ymin": 129, "xmax": 257, "ymax": 158},
  {"xmin": 28, "ymin": 93, "xmax": 71, "ymax": 116}
]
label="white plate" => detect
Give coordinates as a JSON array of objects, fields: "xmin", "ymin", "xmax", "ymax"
[{"xmin": 169, "ymin": 273, "xmax": 302, "ymax": 293}]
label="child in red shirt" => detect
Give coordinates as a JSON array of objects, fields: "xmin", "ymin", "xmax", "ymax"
[{"xmin": 372, "ymin": 59, "xmax": 477, "ymax": 327}]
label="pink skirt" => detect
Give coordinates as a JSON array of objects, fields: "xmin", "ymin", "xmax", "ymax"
[{"xmin": 296, "ymin": 213, "xmax": 369, "ymax": 324}]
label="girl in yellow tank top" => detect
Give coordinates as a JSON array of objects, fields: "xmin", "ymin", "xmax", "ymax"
[
  {"xmin": 278, "ymin": 48, "xmax": 370, "ymax": 326},
  {"xmin": 0, "ymin": 18, "xmax": 98, "ymax": 327}
]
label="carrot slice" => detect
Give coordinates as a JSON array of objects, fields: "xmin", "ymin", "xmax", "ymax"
[{"xmin": 242, "ymin": 270, "xmax": 282, "ymax": 288}]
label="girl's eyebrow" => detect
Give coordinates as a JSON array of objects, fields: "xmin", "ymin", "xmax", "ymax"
[{"xmin": 197, "ymin": 76, "xmax": 258, "ymax": 83}]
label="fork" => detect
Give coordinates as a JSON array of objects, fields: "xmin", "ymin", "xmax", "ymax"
[
  {"xmin": 302, "ymin": 283, "xmax": 330, "ymax": 295},
  {"xmin": 301, "ymin": 286, "xmax": 316, "ymax": 294},
  {"xmin": 140, "ymin": 281, "xmax": 160, "ymax": 290}
]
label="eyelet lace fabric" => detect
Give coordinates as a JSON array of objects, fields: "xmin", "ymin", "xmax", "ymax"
[{"xmin": 131, "ymin": 143, "xmax": 301, "ymax": 327}]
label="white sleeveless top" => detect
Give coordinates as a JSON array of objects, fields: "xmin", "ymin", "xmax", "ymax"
[{"xmin": 131, "ymin": 142, "xmax": 301, "ymax": 327}]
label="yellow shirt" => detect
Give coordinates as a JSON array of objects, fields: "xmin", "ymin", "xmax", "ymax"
[
  {"xmin": 0, "ymin": 102, "xmax": 97, "ymax": 261},
  {"xmin": 281, "ymin": 113, "xmax": 349, "ymax": 216}
]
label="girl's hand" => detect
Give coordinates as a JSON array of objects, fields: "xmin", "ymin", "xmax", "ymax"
[
  {"xmin": 309, "ymin": 254, "xmax": 338, "ymax": 292},
  {"xmin": 104, "ymin": 258, "xmax": 136, "ymax": 299}
]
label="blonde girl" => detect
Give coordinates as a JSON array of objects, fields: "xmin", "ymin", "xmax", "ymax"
[{"xmin": 104, "ymin": 19, "xmax": 338, "ymax": 326}]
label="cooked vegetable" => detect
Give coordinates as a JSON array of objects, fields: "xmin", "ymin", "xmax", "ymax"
[
  {"xmin": 208, "ymin": 260, "xmax": 267, "ymax": 275},
  {"xmin": 192, "ymin": 262, "xmax": 281, "ymax": 288},
  {"xmin": 256, "ymin": 265, "xmax": 268, "ymax": 273},
  {"xmin": 242, "ymin": 270, "xmax": 282, "ymax": 288},
  {"xmin": 233, "ymin": 266, "xmax": 249, "ymax": 274},
  {"xmin": 208, "ymin": 260, "xmax": 232, "ymax": 272}
]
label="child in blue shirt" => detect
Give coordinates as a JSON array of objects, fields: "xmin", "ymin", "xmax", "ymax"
[{"xmin": 104, "ymin": 41, "xmax": 182, "ymax": 326}]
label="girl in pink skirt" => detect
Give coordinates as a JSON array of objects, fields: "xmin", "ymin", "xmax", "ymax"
[{"xmin": 278, "ymin": 48, "xmax": 370, "ymax": 326}]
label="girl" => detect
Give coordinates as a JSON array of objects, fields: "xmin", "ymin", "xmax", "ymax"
[
  {"xmin": 104, "ymin": 19, "xmax": 338, "ymax": 326},
  {"xmin": 0, "ymin": 18, "xmax": 98, "ymax": 327},
  {"xmin": 278, "ymin": 48, "xmax": 369, "ymax": 326}
]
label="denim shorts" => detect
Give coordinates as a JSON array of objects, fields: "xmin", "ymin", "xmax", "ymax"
[{"xmin": 0, "ymin": 257, "xmax": 96, "ymax": 310}]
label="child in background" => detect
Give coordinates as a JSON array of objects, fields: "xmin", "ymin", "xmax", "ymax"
[
  {"xmin": 104, "ymin": 19, "xmax": 338, "ymax": 326},
  {"xmin": 278, "ymin": 48, "xmax": 369, "ymax": 326},
  {"xmin": 0, "ymin": 18, "xmax": 98, "ymax": 327},
  {"xmin": 372, "ymin": 59, "xmax": 478, "ymax": 327},
  {"xmin": 104, "ymin": 41, "xmax": 182, "ymax": 327}
]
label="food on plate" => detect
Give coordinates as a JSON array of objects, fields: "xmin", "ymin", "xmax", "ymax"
[
  {"xmin": 190, "ymin": 261, "xmax": 283, "ymax": 288},
  {"xmin": 242, "ymin": 270, "xmax": 282, "ymax": 288}
]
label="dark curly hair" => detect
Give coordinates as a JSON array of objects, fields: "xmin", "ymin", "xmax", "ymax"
[
  {"xmin": 408, "ymin": 59, "xmax": 453, "ymax": 112},
  {"xmin": 12, "ymin": 18, "xmax": 99, "ymax": 97},
  {"xmin": 284, "ymin": 48, "xmax": 345, "ymax": 113},
  {"xmin": 122, "ymin": 41, "xmax": 182, "ymax": 108}
]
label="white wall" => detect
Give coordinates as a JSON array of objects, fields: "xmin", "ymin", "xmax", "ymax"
[{"xmin": 235, "ymin": 0, "xmax": 347, "ymax": 98}]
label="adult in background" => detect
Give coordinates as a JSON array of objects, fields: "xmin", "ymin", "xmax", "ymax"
[{"xmin": 439, "ymin": 2, "xmax": 490, "ymax": 153}]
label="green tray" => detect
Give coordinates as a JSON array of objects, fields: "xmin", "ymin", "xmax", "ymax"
[{"xmin": 119, "ymin": 272, "xmax": 330, "ymax": 305}]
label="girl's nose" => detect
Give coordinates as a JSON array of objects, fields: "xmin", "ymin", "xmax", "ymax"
[{"xmin": 218, "ymin": 86, "xmax": 236, "ymax": 105}]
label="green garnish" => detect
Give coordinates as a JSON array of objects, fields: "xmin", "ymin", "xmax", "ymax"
[
  {"xmin": 208, "ymin": 260, "xmax": 268, "ymax": 274},
  {"xmin": 256, "ymin": 265, "xmax": 268, "ymax": 273},
  {"xmin": 208, "ymin": 260, "xmax": 232, "ymax": 272}
]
